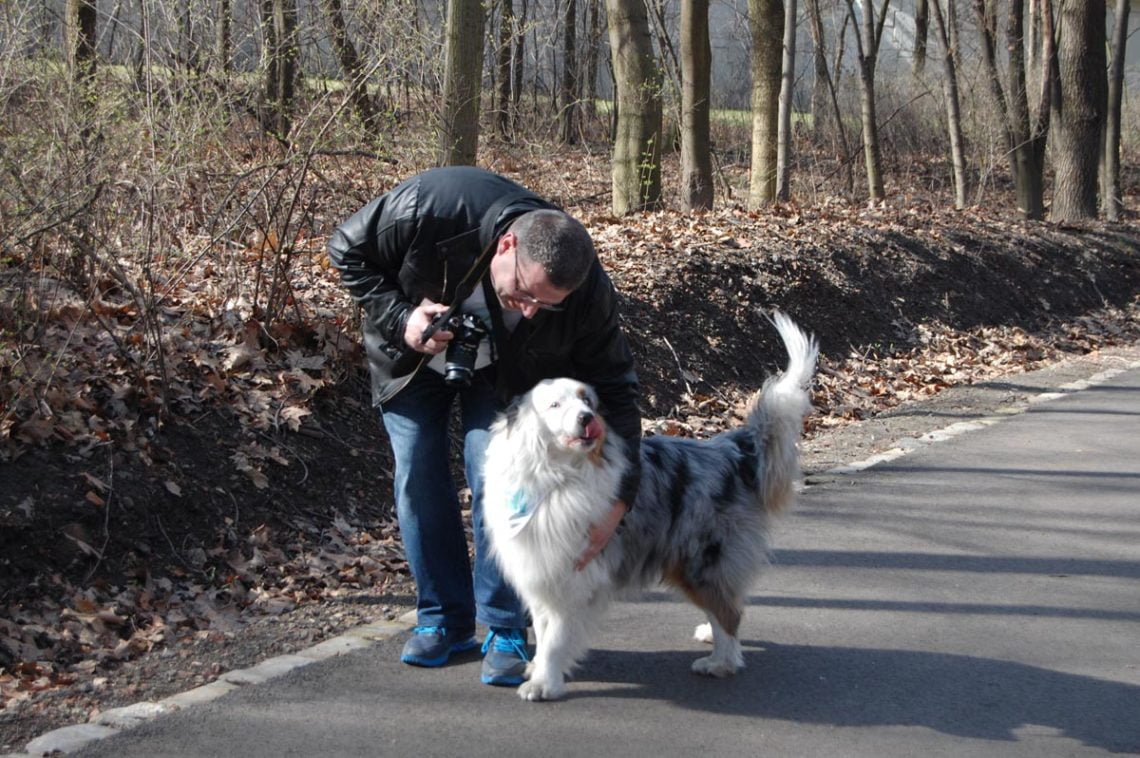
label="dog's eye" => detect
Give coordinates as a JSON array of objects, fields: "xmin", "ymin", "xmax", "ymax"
[{"xmin": 549, "ymin": 401, "xmax": 561, "ymax": 409}]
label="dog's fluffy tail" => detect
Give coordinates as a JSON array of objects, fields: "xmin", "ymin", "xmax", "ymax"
[{"xmin": 746, "ymin": 311, "xmax": 818, "ymax": 512}]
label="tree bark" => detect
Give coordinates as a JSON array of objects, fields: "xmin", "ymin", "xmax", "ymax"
[
  {"xmin": 914, "ymin": 0, "xmax": 929, "ymax": 74},
  {"xmin": 681, "ymin": 0, "xmax": 714, "ymax": 210},
  {"xmin": 776, "ymin": 0, "xmax": 798, "ymax": 201},
  {"xmin": 321, "ymin": 0, "xmax": 378, "ymax": 132},
  {"xmin": 1052, "ymin": 0, "xmax": 1106, "ymax": 221},
  {"xmin": 972, "ymin": 0, "xmax": 1051, "ymax": 219},
  {"xmin": 748, "ymin": 0, "xmax": 783, "ymax": 208},
  {"xmin": 1005, "ymin": 0, "xmax": 1043, "ymax": 218},
  {"xmin": 930, "ymin": 0, "xmax": 967, "ymax": 208},
  {"xmin": 845, "ymin": 0, "xmax": 890, "ymax": 202},
  {"xmin": 260, "ymin": 0, "xmax": 298, "ymax": 139},
  {"xmin": 497, "ymin": 0, "xmax": 514, "ymax": 137},
  {"xmin": 606, "ymin": 0, "xmax": 663, "ymax": 213},
  {"xmin": 439, "ymin": 0, "xmax": 485, "ymax": 165},
  {"xmin": 585, "ymin": 0, "xmax": 602, "ymax": 114},
  {"xmin": 805, "ymin": 0, "xmax": 831, "ymax": 137},
  {"xmin": 512, "ymin": 0, "xmax": 528, "ymax": 131},
  {"xmin": 560, "ymin": 0, "xmax": 580, "ymax": 144},
  {"xmin": 1102, "ymin": 0, "xmax": 1129, "ymax": 221},
  {"xmin": 216, "ymin": 0, "xmax": 232, "ymax": 74},
  {"xmin": 67, "ymin": 0, "xmax": 98, "ymax": 86},
  {"xmin": 66, "ymin": 0, "xmax": 97, "ymax": 140}
]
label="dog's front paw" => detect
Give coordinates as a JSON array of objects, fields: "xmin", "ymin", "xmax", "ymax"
[
  {"xmin": 691, "ymin": 655, "xmax": 743, "ymax": 678},
  {"xmin": 518, "ymin": 677, "xmax": 566, "ymax": 702}
]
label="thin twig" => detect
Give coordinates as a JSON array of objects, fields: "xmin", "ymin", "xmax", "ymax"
[
  {"xmin": 662, "ymin": 337, "xmax": 693, "ymax": 396},
  {"xmin": 84, "ymin": 443, "xmax": 115, "ymax": 583},
  {"xmin": 155, "ymin": 514, "xmax": 199, "ymax": 574}
]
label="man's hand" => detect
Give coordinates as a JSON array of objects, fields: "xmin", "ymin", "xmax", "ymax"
[
  {"xmin": 575, "ymin": 499, "xmax": 627, "ymax": 571},
  {"xmin": 404, "ymin": 298, "xmax": 452, "ymax": 354}
]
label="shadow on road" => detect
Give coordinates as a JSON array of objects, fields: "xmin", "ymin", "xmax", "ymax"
[{"xmin": 575, "ymin": 642, "xmax": 1140, "ymax": 753}]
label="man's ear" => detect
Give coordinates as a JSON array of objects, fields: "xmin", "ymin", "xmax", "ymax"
[{"xmin": 496, "ymin": 231, "xmax": 516, "ymax": 256}]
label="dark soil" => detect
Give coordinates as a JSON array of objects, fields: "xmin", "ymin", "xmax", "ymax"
[{"xmin": 2, "ymin": 190, "xmax": 1139, "ymax": 752}]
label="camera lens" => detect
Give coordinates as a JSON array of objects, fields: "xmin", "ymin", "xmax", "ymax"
[
  {"xmin": 443, "ymin": 340, "xmax": 477, "ymax": 386},
  {"xmin": 435, "ymin": 313, "xmax": 486, "ymax": 387},
  {"xmin": 443, "ymin": 363, "xmax": 474, "ymax": 386}
]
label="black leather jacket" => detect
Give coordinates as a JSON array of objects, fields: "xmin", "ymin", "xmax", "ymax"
[{"xmin": 327, "ymin": 166, "xmax": 641, "ymax": 503}]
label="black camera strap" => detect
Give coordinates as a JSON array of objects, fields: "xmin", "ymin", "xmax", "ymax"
[
  {"xmin": 419, "ymin": 191, "xmax": 537, "ymax": 344},
  {"xmin": 482, "ymin": 274, "xmax": 507, "ymax": 365},
  {"xmin": 418, "ymin": 236, "xmax": 498, "ymax": 345}
]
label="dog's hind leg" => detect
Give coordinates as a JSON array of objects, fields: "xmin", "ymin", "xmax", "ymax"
[{"xmin": 687, "ymin": 587, "xmax": 744, "ymax": 677}]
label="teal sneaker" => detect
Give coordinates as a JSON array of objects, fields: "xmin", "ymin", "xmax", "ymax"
[
  {"xmin": 480, "ymin": 627, "xmax": 529, "ymax": 686},
  {"xmin": 400, "ymin": 626, "xmax": 478, "ymax": 667}
]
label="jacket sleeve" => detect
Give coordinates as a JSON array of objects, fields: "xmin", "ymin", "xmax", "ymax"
[
  {"xmin": 326, "ymin": 194, "xmax": 419, "ymax": 347},
  {"xmin": 571, "ymin": 264, "xmax": 642, "ymax": 506}
]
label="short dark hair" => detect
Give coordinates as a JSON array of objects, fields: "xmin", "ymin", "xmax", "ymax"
[{"xmin": 509, "ymin": 210, "xmax": 596, "ymax": 291}]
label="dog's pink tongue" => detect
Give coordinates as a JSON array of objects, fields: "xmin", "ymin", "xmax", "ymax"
[{"xmin": 583, "ymin": 417, "xmax": 603, "ymax": 441}]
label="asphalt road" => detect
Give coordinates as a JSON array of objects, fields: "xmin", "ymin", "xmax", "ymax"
[{"xmin": 64, "ymin": 366, "xmax": 1140, "ymax": 757}]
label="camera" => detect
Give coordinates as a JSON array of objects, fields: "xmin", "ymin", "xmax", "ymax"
[{"xmin": 430, "ymin": 312, "xmax": 489, "ymax": 387}]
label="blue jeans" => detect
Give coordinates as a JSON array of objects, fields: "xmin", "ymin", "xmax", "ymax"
[{"xmin": 379, "ymin": 366, "xmax": 525, "ymax": 632}]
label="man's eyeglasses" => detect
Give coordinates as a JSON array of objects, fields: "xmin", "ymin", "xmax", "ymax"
[{"xmin": 513, "ymin": 253, "xmax": 566, "ymax": 312}]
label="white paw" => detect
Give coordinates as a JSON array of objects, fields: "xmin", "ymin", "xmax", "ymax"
[
  {"xmin": 691, "ymin": 655, "xmax": 743, "ymax": 678},
  {"xmin": 518, "ymin": 677, "xmax": 566, "ymax": 702},
  {"xmin": 693, "ymin": 622, "xmax": 713, "ymax": 644}
]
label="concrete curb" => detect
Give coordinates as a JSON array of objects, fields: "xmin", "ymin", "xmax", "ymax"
[{"xmin": 7, "ymin": 611, "xmax": 418, "ymax": 757}]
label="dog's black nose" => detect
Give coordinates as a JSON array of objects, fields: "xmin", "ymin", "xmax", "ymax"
[{"xmin": 577, "ymin": 410, "xmax": 595, "ymax": 428}]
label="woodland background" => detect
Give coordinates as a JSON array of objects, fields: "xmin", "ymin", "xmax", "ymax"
[{"xmin": 1, "ymin": 0, "xmax": 1139, "ymax": 749}]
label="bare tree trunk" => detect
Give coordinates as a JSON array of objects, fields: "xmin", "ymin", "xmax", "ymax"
[
  {"xmin": 216, "ymin": 0, "xmax": 232, "ymax": 74},
  {"xmin": 560, "ymin": 0, "xmax": 580, "ymax": 144},
  {"xmin": 1102, "ymin": 0, "xmax": 1130, "ymax": 221},
  {"xmin": 606, "ymin": 0, "xmax": 663, "ymax": 213},
  {"xmin": 261, "ymin": 0, "xmax": 298, "ymax": 139},
  {"xmin": 930, "ymin": 0, "xmax": 967, "ymax": 208},
  {"xmin": 322, "ymin": 0, "xmax": 378, "ymax": 132},
  {"xmin": 749, "ymin": 0, "xmax": 783, "ymax": 208},
  {"xmin": 1052, "ymin": 0, "xmax": 1106, "ymax": 222},
  {"xmin": 647, "ymin": 0, "xmax": 683, "ymax": 116},
  {"xmin": 776, "ymin": 0, "xmax": 798, "ymax": 201},
  {"xmin": 1006, "ymin": 0, "xmax": 1044, "ymax": 218},
  {"xmin": 67, "ymin": 0, "xmax": 98, "ymax": 86},
  {"xmin": 1027, "ymin": 0, "xmax": 1039, "ymax": 86},
  {"xmin": 66, "ymin": 0, "xmax": 97, "ymax": 143},
  {"xmin": 845, "ymin": 0, "xmax": 890, "ymax": 201},
  {"xmin": 681, "ymin": 0, "xmax": 714, "ymax": 210},
  {"xmin": 585, "ymin": 0, "xmax": 602, "ymax": 114},
  {"xmin": 805, "ymin": 0, "xmax": 831, "ymax": 137},
  {"xmin": 914, "ymin": 0, "xmax": 929, "ymax": 74},
  {"xmin": 497, "ymin": 0, "xmax": 514, "ymax": 137},
  {"xmin": 439, "ymin": 0, "xmax": 485, "ymax": 165},
  {"xmin": 973, "ymin": 0, "xmax": 1051, "ymax": 219},
  {"xmin": 512, "ymin": 0, "xmax": 528, "ymax": 131}
]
